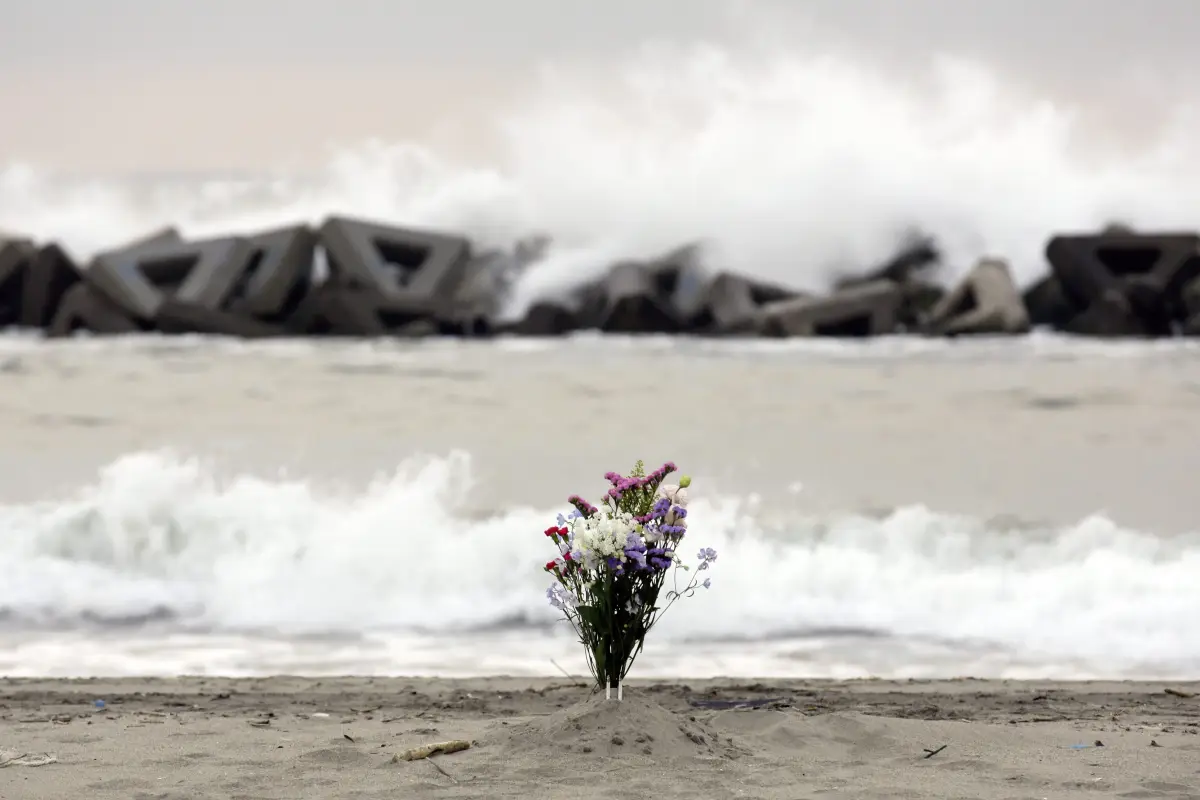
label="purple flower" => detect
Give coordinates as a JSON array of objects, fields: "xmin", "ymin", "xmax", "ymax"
[
  {"xmin": 645, "ymin": 547, "xmax": 674, "ymax": 571},
  {"xmin": 702, "ymin": 578, "xmax": 712, "ymax": 589},
  {"xmin": 547, "ymin": 584, "xmax": 577, "ymax": 610},
  {"xmin": 603, "ymin": 555, "xmax": 627, "ymax": 576},
  {"xmin": 623, "ymin": 532, "xmax": 649, "ymax": 568},
  {"xmin": 659, "ymin": 523, "xmax": 686, "ymax": 539},
  {"xmin": 636, "ymin": 498, "xmax": 671, "ymax": 525}
]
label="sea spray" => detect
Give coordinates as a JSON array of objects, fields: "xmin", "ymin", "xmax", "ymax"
[{"xmin": 3, "ymin": 44, "xmax": 1200, "ymax": 313}]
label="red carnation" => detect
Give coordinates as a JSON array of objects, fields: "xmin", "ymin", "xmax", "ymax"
[
  {"xmin": 544, "ymin": 527, "xmax": 559, "ymax": 537},
  {"xmin": 545, "ymin": 560, "xmax": 558, "ymax": 571},
  {"xmin": 563, "ymin": 552, "xmax": 574, "ymax": 562}
]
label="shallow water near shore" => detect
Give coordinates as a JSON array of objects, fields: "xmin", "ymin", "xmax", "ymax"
[{"xmin": 0, "ymin": 333, "xmax": 1197, "ymax": 679}]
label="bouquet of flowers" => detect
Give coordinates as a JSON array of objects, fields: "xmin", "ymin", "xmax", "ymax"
[{"xmin": 543, "ymin": 460, "xmax": 717, "ymax": 699}]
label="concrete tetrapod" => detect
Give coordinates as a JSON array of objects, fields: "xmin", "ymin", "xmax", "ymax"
[{"xmin": 925, "ymin": 258, "xmax": 1030, "ymax": 336}]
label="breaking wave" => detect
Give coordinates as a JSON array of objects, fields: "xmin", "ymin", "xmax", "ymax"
[{"xmin": 1, "ymin": 451, "xmax": 1197, "ymax": 677}]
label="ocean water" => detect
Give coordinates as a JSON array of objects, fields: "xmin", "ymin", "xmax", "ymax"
[
  {"xmin": 0, "ymin": 334, "xmax": 1197, "ymax": 680},
  {"xmin": 3, "ymin": 13, "xmax": 1200, "ymax": 680}
]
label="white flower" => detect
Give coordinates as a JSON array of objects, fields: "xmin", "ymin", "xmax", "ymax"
[
  {"xmin": 657, "ymin": 485, "xmax": 688, "ymax": 508},
  {"xmin": 656, "ymin": 484, "xmax": 689, "ymax": 530},
  {"xmin": 571, "ymin": 511, "xmax": 638, "ymax": 564}
]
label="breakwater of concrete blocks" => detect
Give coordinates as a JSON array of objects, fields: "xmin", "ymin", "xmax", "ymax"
[{"xmin": 2, "ymin": 217, "xmax": 1199, "ymax": 340}]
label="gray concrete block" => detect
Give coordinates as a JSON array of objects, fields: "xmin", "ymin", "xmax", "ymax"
[
  {"xmin": 926, "ymin": 258, "xmax": 1030, "ymax": 335},
  {"xmin": 596, "ymin": 260, "xmax": 682, "ymax": 333},
  {"xmin": 318, "ymin": 216, "xmax": 472, "ymax": 316},
  {"xmin": 226, "ymin": 224, "xmax": 317, "ymax": 319},
  {"xmin": 87, "ymin": 234, "xmax": 255, "ymax": 321},
  {"xmin": 0, "ymin": 235, "xmax": 36, "ymax": 328},
  {"xmin": 758, "ymin": 280, "xmax": 902, "ymax": 337},
  {"xmin": 1046, "ymin": 231, "xmax": 1200, "ymax": 335},
  {"xmin": 20, "ymin": 243, "xmax": 82, "ymax": 330},
  {"xmin": 47, "ymin": 283, "xmax": 139, "ymax": 337},
  {"xmin": 697, "ymin": 272, "xmax": 800, "ymax": 334},
  {"xmin": 285, "ymin": 284, "xmax": 432, "ymax": 337},
  {"xmin": 155, "ymin": 297, "xmax": 286, "ymax": 338}
]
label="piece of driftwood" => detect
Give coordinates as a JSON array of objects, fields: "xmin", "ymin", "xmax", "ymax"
[
  {"xmin": 690, "ymin": 697, "xmax": 789, "ymax": 710},
  {"xmin": 922, "ymin": 744, "xmax": 948, "ymax": 759},
  {"xmin": 392, "ymin": 740, "xmax": 471, "ymax": 762}
]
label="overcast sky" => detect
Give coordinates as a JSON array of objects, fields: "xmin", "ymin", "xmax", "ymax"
[{"xmin": 3, "ymin": 0, "xmax": 1199, "ymax": 172}]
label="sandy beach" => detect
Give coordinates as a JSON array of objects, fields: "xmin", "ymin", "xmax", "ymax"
[{"xmin": 0, "ymin": 676, "xmax": 1196, "ymax": 799}]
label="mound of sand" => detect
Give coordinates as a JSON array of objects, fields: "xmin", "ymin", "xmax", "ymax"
[{"xmin": 491, "ymin": 692, "xmax": 749, "ymax": 762}]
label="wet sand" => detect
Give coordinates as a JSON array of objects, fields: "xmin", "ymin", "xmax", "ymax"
[{"xmin": 1, "ymin": 676, "xmax": 1198, "ymax": 799}]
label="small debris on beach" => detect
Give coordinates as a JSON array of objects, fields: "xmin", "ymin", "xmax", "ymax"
[
  {"xmin": 393, "ymin": 739, "xmax": 471, "ymax": 762},
  {"xmin": 0, "ymin": 749, "xmax": 57, "ymax": 768}
]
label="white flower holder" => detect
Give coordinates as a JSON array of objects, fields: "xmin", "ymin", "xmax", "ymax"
[{"xmin": 605, "ymin": 682, "xmax": 623, "ymax": 701}]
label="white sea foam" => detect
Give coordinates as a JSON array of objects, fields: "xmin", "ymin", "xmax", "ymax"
[
  {"xmin": 2, "ymin": 327, "xmax": 1199, "ymax": 363},
  {"xmin": 0, "ymin": 451, "xmax": 1197, "ymax": 678},
  {"xmin": 3, "ymin": 41, "xmax": 1199, "ymax": 317}
]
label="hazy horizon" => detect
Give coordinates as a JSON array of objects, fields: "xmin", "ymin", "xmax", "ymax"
[{"xmin": 4, "ymin": 0, "xmax": 1200, "ymax": 174}]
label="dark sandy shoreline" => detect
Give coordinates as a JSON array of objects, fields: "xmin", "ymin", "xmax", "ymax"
[{"xmin": 2, "ymin": 677, "xmax": 1199, "ymax": 799}]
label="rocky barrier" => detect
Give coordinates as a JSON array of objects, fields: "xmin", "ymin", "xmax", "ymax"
[{"xmin": 1, "ymin": 217, "xmax": 1198, "ymax": 340}]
